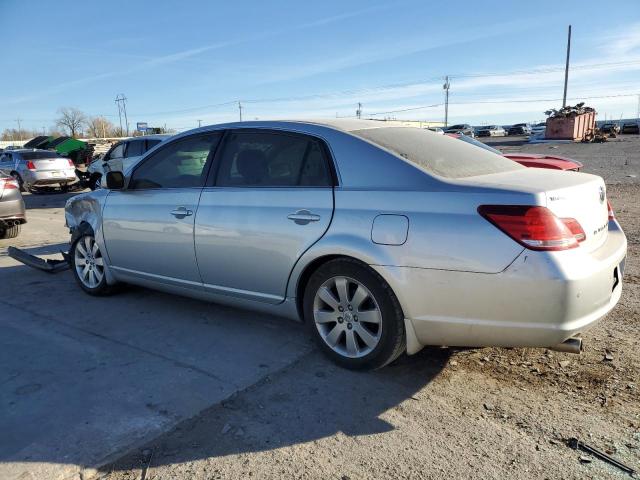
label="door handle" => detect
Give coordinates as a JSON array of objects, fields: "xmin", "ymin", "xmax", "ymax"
[
  {"xmin": 170, "ymin": 206, "xmax": 193, "ymax": 218},
  {"xmin": 287, "ymin": 209, "xmax": 320, "ymax": 225}
]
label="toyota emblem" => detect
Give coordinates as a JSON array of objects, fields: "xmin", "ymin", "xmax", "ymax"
[{"xmin": 599, "ymin": 185, "xmax": 605, "ymax": 203}]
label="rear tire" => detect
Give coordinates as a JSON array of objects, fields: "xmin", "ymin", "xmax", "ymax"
[
  {"xmin": 70, "ymin": 233, "xmax": 116, "ymax": 295},
  {"xmin": 0, "ymin": 224, "xmax": 21, "ymax": 239},
  {"xmin": 303, "ymin": 258, "xmax": 405, "ymax": 370}
]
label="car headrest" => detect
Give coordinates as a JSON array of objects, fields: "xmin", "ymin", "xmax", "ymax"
[{"xmin": 236, "ymin": 149, "xmax": 268, "ymax": 184}]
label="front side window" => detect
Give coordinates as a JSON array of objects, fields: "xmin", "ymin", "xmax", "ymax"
[
  {"xmin": 107, "ymin": 143, "xmax": 125, "ymax": 161},
  {"xmin": 129, "ymin": 133, "xmax": 221, "ymax": 189},
  {"xmin": 125, "ymin": 140, "xmax": 144, "ymax": 157},
  {"xmin": 215, "ymin": 131, "xmax": 332, "ymax": 187}
]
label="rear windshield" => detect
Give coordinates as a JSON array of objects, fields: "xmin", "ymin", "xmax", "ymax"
[
  {"xmin": 351, "ymin": 127, "xmax": 524, "ymax": 179},
  {"xmin": 21, "ymin": 151, "xmax": 60, "ymax": 160}
]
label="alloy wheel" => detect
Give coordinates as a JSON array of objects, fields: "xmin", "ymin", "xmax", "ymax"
[
  {"xmin": 313, "ymin": 276, "xmax": 382, "ymax": 358},
  {"xmin": 74, "ymin": 236, "xmax": 105, "ymax": 289}
]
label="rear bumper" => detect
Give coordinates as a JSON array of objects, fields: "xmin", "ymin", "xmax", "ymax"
[
  {"xmin": 373, "ymin": 220, "xmax": 627, "ymax": 350},
  {"xmin": 0, "ymin": 196, "xmax": 26, "ymax": 226},
  {"xmin": 24, "ymin": 170, "xmax": 77, "ymax": 186}
]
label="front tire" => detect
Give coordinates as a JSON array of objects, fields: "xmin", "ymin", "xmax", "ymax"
[
  {"xmin": 303, "ymin": 258, "xmax": 405, "ymax": 370},
  {"xmin": 70, "ymin": 234, "xmax": 115, "ymax": 295}
]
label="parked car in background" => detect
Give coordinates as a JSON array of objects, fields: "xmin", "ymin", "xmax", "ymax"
[
  {"xmin": 65, "ymin": 119, "xmax": 625, "ymax": 370},
  {"xmin": 426, "ymin": 127, "xmax": 444, "ymax": 134},
  {"xmin": 530, "ymin": 123, "xmax": 546, "ymax": 135},
  {"xmin": 449, "ymin": 134, "xmax": 583, "ymax": 171},
  {"xmin": 444, "ymin": 124, "xmax": 475, "ymax": 137},
  {"xmin": 0, "ymin": 149, "xmax": 77, "ymax": 192},
  {"xmin": 0, "ymin": 172, "xmax": 26, "ymax": 239},
  {"xmin": 476, "ymin": 125, "xmax": 506, "ymax": 137},
  {"xmin": 502, "ymin": 126, "xmax": 511, "ymax": 136},
  {"xmin": 621, "ymin": 122, "xmax": 639, "ymax": 134},
  {"xmin": 86, "ymin": 135, "xmax": 170, "ymax": 189},
  {"xmin": 600, "ymin": 123, "xmax": 620, "ymax": 135},
  {"xmin": 508, "ymin": 123, "xmax": 532, "ymax": 135}
]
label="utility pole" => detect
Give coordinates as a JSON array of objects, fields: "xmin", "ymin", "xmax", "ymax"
[
  {"xmin": 115, "ymin": 94, "xmax": 129, "ymax": 136},
  {"xmin": 356, "ymin": 102, "xmax": 362, "ymax": 119},
  {"xmin": 197, "ymin": 119, "xmax": 202, "ymax": 128},
  {"xmin": 238, "ymin": 101, "xmax": 243, "ymax": 122},
  {"xmin": 562, "ymin": 25, "xmax": 571, "ymax": 108},
  {"xmin": 42, "ymin": 126, "xmax": 46, "ymax": 136},
  {"xmin": 443, "ymin": 76, "xmax": 450, "ymax": 127},
  {"xmin": 15, "ymin": 117, "xmax": 22, "ymax": 140}
]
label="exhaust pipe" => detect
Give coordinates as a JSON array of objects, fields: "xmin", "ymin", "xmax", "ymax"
[{"xmin": 549, "ymin": 336, "xmax": 583, "ymax": 354}]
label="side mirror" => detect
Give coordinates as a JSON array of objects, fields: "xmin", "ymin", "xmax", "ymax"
[{"xmin": 105, "ymin": 171, "xmax": 125, "ymax": 190}]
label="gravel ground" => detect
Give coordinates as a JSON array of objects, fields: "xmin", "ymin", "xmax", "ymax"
[{"xmin": 97, "ymin": 135, "xmax": 640, "ymax": 480}]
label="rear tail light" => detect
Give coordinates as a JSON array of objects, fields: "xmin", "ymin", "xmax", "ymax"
[
  {"xmin": 561, "ymin": 217, "xmax": 586, "ymax": 242},
  {"xmin": 478, "ymin": 205, "xmax": 583, "ymax": 251},
  {"xmin": 67, "ymin": 159, "xmax": 74, "ymax": 167},
  {"xmin": 0, "ymin": 178, "xmax": 18, "ymax": 189},
  {"xmin": 607, "ymin": 200, "xmax": 615, "ymax": 221},
  {"xmin": 26, "ymin": 160, "xmax": 36, "ymax": 170}
]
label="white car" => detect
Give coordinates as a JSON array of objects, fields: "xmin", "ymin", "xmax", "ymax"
[{"xmin": 87, "ymin": 135, "xmax": 169, "ymax": 189}]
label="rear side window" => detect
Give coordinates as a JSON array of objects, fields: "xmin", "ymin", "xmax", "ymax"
[
  {"xmin": 215, "ymin": 131, "xmax": 332, "ymax": 187},
  {"xmin": 352, "ymin": 127, "xmax": 523, "ymax": 179},
  {"xmin": 129, "ymin": 133, "xmax": 221, "ymax": 189},
  {"xmin": 125, "ymin": 140, "xmax": 145, "ymax": 157}
]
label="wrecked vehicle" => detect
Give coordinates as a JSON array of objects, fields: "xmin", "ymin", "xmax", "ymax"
[
  {"xmin": 0, "ymin": 173, "xmax": 26, "ymax": 239},
  {"xmin": 64, "ymin": 120, "xmax": 627, "ymax": 370},
  {"xmin": 84, "ymin": 135, "xmax": 169, "ymax": 190}
]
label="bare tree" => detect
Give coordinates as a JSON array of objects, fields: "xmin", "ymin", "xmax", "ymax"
[
  {"xmin": 1, "ymin": 128, "xmax": 38, "ymax": 141},
  {"xmin": 56, "ymin": 107, "xmax": 87, "ymax": 138},
  {"xmin": 86, "ymin": 116, "xmax": 115, "ymax": 138}
]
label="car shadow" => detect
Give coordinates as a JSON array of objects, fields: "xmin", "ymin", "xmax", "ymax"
[
  {"xmin": 0, "ymin": 260, "xmax": 451, "ymax": 478},
  {"xmin": 22, "ymin": 189, "xmax": 89, "ymax": 210},
  {"xmin": 101, "ymin": 347, "xmax": 451, "ymax": 474}
]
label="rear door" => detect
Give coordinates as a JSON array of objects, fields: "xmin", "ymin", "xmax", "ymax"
[
  {"xmin": 102, "ymin": 132, "xmax": 222, "ymax": 286},
  {"xmin": 195, "ymin": 129, "xmax": 335, "ymax": 303}
]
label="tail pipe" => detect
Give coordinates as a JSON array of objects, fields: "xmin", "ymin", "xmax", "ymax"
[{"xmin": 549, "ymin": 336, "xmax": 583, "ymax": 354}]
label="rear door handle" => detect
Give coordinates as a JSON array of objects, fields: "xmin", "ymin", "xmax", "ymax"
[
  {"xmin": 287, "ymin": 209, "xmax": 320, "ymax": 225},
  {"xmin": 170, "ymin": 206, "xmax": 193, "ymax": 218}
]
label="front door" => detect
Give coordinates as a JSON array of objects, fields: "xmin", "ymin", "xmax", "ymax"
[
  {"xmin": 195, "ymin": 129, "xmax": 335, "ymax": 303},
  {"xmin": 102, "ymin": 132, "xmax": 222, "ymax": 286}
]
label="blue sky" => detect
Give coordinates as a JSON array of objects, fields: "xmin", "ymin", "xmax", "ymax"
[{"xmin": 1, "ymin": 0, "xmax": 639, "ymax": 133}]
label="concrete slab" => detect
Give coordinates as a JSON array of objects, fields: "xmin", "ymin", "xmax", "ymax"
[{"xmin": 0, "ymin": 202, "xmax": 312, "ymax": 480}]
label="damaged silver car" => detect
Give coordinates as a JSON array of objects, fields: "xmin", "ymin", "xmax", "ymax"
[{"xmin": 65, "ymin": 120, "xmax": 627, "ymax": 370}]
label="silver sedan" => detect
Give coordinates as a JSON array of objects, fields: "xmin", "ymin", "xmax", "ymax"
[{"xmin": 65, "ymin": 120, "xmax": 627, "ymax": 369}]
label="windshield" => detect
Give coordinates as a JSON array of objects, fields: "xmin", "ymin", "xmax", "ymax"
[
  {"xmin": 21, "ymin": 151, "xmax": 60, "ymax": 160},
  {"xmin": 351, "ymin": 127, "xmax": 522, "ymax": 179}
]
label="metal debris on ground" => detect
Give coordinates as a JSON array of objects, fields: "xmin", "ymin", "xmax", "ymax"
[
  {"xmin": 567, "ymin": 437, "xmax": 636, "ymax": 476},
  {"xmin": 7, "ymin": 246, "xmax": 70, "ymax": 273}
]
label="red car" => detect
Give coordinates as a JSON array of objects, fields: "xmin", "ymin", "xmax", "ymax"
[{"xmin": 448, "ymin": 133, "xmax": 583, "ymax": 171}]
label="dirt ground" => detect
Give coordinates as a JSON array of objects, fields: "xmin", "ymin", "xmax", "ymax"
[{"xmin": 97, "ymin": 135, "xmax": 640, "ymax": 480}]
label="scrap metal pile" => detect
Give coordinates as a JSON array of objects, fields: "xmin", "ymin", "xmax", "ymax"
[{"xmin": 543, "ymin": 103, "xmax": 608, "ymax": 142}]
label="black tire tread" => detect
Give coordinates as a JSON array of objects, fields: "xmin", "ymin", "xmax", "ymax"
[{"xmin": 0, "ymin": 224, "xmax": 21, "ymax": 239}]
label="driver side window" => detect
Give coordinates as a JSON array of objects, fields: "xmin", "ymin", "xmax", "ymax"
[{"xmin": 129, "ymin": 133, "xmax": 221, "ymax": 189}]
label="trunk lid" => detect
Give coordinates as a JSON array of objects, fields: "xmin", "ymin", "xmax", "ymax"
[
  {"xmin": 32, "ymin": 157, "xmax": 72, "ymax": 171},
  {"xmin": 452, "ymin": 168, "xmax": 609, "ymax": 252}
]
